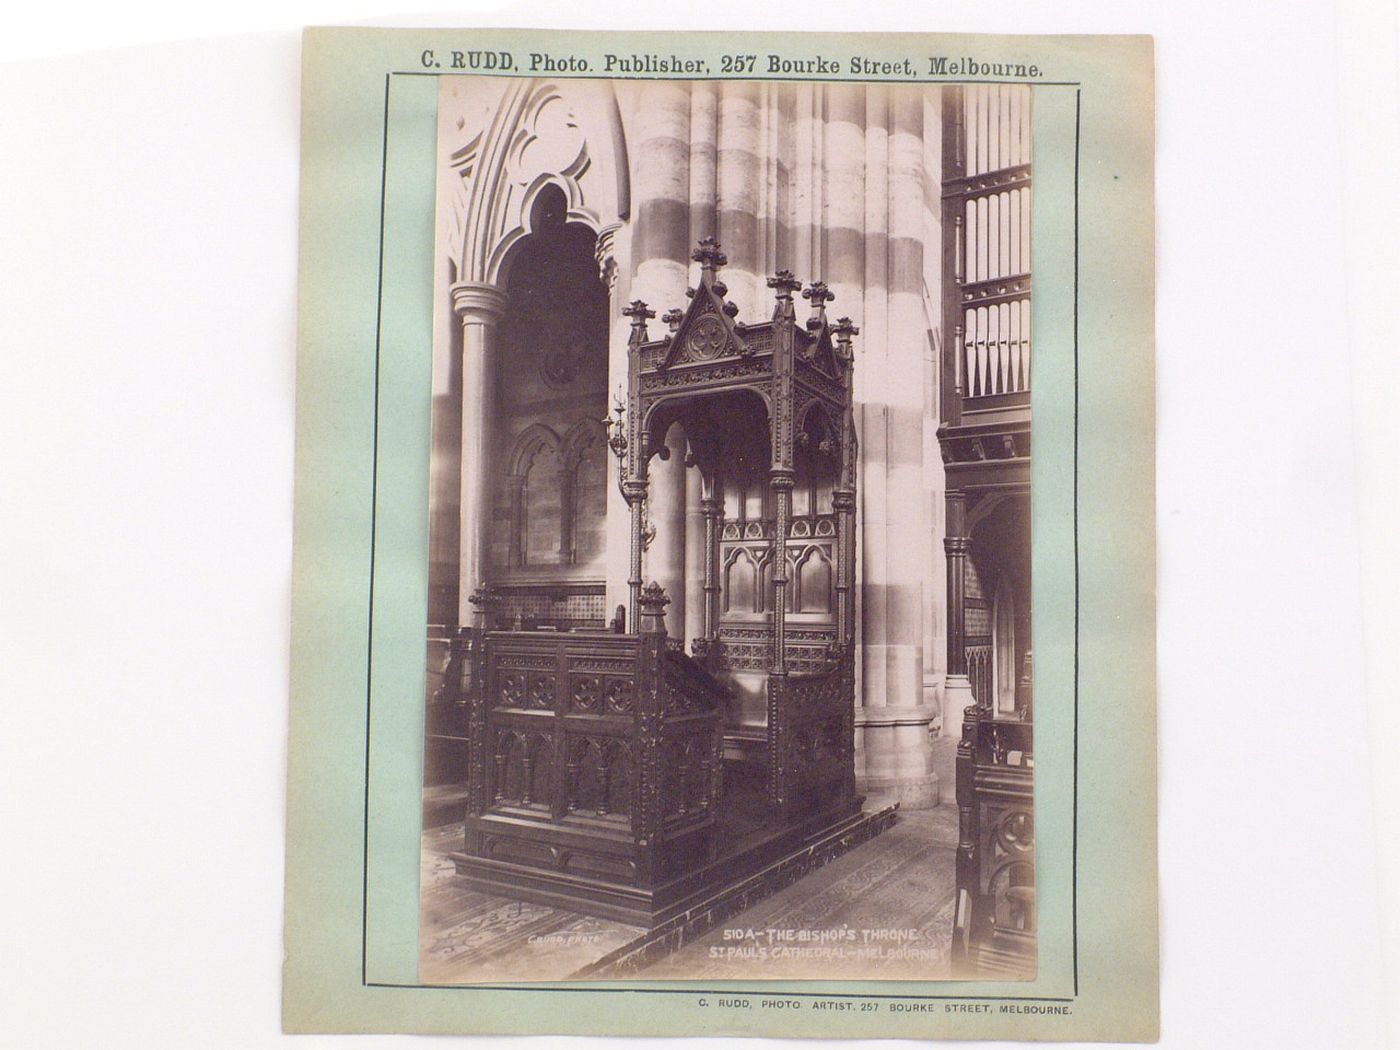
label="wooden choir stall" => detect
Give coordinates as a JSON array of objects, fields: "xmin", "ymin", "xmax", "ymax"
[{"xmin": 443, "ymin": 240, "xmax": 888, "ymax": 927}]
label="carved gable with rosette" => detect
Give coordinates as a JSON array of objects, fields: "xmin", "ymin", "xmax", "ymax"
[{"xmin": 656, "ymin": 267, "xmax": 748, "ymax": 370}]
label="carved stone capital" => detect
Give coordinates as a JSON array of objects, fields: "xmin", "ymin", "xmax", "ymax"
[
  {"xmin": 594, "ymin": 222, "xmax": 623, "ymax": 290},
  {"xmin": 450, "ymin": 281, "xmax": 508, "ymax": 323}
]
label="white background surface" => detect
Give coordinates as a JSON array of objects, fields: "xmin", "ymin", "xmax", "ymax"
[{"xmin": 2, "ymin": 2, "xmax": 1397, "ymax": 1048}]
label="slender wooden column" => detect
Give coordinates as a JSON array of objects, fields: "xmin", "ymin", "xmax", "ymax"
[
  {"xmin": 833, "ymin": 316, "xmax": 860, "ymax": 649},
  {"xmin": 621, "ymin": 300, "xmax": 655, "ymax": 628},
  {"xmin": 701, "ymin": 479, "xmax": 723, "ymax": 642},
  {"xmin": 634, "ymin": 582, "xmax": 670, "ymax": 887},
  {"xmin": 770, "ymin": 472, "xmax": 793, "ymax": 675},
  {"xmin": 766, "ymin": 273, "xmax": 799, "ymax": 811},
  {"xmin": 625, "ymin": 490, "xmax": 647, "ymax": 629},
  {"xmin": 769, "ymin": 271, "xmax": 804, "ymax": 677}
]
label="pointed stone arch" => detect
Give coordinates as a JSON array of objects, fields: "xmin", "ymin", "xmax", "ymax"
[
  {"xmin": 560, "ymin": 417, "xmax": 609, "ymax": 569},
  {"xmin": 442, "ymin": 78, "xmax": 631, "ymax": 288},
  {"xmin": 504, "ymin": 424, "xmax": 563, "ymax": 569}
]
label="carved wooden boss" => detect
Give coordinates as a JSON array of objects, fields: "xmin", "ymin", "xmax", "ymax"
[{"xmin": 451, "ymin": 240, "xmax": 862, "ymax": 925}]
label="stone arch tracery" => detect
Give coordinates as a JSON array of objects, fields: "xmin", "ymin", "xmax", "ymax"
[{"xmin": 442, "ymin": 78, "xmax": 630, "ymax": 289}]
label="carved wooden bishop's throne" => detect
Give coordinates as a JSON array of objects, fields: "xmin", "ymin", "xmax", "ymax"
[{"xmin": 450, "ymin": 240, "xmax": 880, "ymax": 927}]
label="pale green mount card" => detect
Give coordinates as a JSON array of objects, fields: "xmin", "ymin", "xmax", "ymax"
[{"xmin": 284, "ymin": 26, "xmax": 1156, "ymax": 1040}]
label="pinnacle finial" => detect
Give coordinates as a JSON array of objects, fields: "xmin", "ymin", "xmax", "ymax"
[
  {"xmin": 467, "ymin": 583, "xmax": 500, "ymax": 626},
  {"xmin": 692, "ymin": 237, "xmax": 727, "ymax": 281},
  {"xmin": 767, "ymin": 269, "xmax": 802, "ymax": 298},
  {"xmin": 833, "ymin": 316, "xmax": 859, "ymax": 362},
  {"xmin": 623, "ymin": 299, "xmax": 655, "ymax": 345},
  {"xmin": 768, "ymin": 270, "xmax": 803, "ymax": 321},
  {"xmin": 802, "ymin": 281, "xmax": 835, "ymax": 327},
  {"xmin": 467, "ymin": 583, "xmax": 499, "ymax": 606}
]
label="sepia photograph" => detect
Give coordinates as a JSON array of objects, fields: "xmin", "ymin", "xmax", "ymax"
[
  {"xmin": 14, "ymin": 6, "xmax": 1400, "ymax": 1047},
  {"xmin": 418, "ymin": 74, "xmax": 1036, "ymax": 983}
]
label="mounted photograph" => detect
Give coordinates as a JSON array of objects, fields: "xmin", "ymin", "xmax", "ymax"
[{"xmin": 418, "ymin": 75, "xmax": 1037, "ymax": 983}]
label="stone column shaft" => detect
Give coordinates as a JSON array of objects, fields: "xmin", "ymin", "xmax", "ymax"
[
  {"xmin": 689, "ymin": 81, "xmax": 718, "ymax": 246},
  {"xmin": 717, "ymin": 81, "xmax": 761, "ymax": 319},
  {"xmin": 452, "ymin": 282, "xmax": 507, "ymax": 625}
]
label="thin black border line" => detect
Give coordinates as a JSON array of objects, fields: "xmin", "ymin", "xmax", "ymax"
[
  {"xmin": 1071, "ymin": 86, "xmax": 1082, "ymax": 998},
  {"xmin": 366, "ymin": 982, "xmax": 1074, "ymax": 1002},
  {"xmin": 358, "ymin": 73, "xmax": 1084, "ymax": 1004},
  {"xmin": 361, "ymin": 71, "xmax": 392, "ymax": 989},
  {"xmin": 393, "ymin": 69, "xmax": 1082, "ymax": 86}
]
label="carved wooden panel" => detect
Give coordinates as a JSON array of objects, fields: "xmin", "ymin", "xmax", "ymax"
[
  {"xmin": 794, "ymin": 545, "xmax": 833, "ymax": 614},
  {"xmin": 464, "ymin": 628, "xmax": 723, "ymax": 898},
  {"xmin": 712, "ymin": 623, "xmax": 837, "ymax": 674},
  {"xmin": 527, "ymin": 673, "xmax": 556, "ymax": 710},
  {"xmin": 980, "ymin": 801, "xmax": 1035, "ymax": 936},
  {"xmin": 568, "ymin": 674, "xmax": 602, "ymax": 714},
  {"xmin": 723, "ymin": 547, "xmax": 758, "ymax": 614},
  {"xmin": 491, "ymin": 728, "xmax": 554, "ymax": 809},
  {"xmin": 497, "ymin": 671, "xmax": 527, "ymax": 709},
  {"xmin": 565, "ymin": 735, "xmax": 632, "ymax": 818},
  {"xmin": 657, "ymin": 730, "xmax": 720, "ymax": 824}
]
